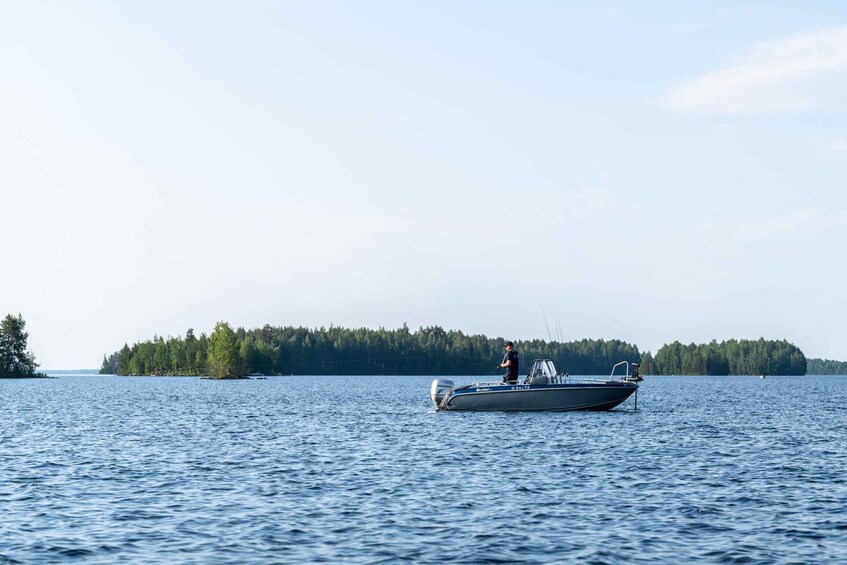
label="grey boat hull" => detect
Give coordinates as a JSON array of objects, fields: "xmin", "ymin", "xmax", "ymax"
[{"xmin": 443, "ymin": 383, "xmax": 637, "ymax": 412}]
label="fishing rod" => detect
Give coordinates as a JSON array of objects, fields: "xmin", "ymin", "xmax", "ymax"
[
  {"xmin": 554, "ymin": 310, "xmax": 563, "ymax": 343},
  {"xmin": 541, "ymin": 307, "xmax": 553, "ymax": 342}
]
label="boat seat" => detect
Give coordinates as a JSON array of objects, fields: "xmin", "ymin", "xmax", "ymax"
[{"xmin": 526, "ymin": 374, "xmax": 549, "ymax": 385}]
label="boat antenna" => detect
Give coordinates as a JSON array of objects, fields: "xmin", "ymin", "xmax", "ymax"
[{"xmin": 541, "ymin": 307, "xmax": 553, "ymax": 342}]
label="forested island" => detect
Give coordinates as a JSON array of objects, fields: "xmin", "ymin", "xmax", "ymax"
[
  {"xmin": 640, "ymin": 339, "xmax": 807, "ymax": 376},
  {"xmin": 100, "ymin": 322, "xmax": 836, "ymax": 377},
  {"xmin": 0, "ymin": 313, "xmax": 47, "ymax": 378},
  {"xmin": 806, "ymin": 358, "xmax": 847, "ymax": 375},
  {"xmin": 100, "ymin": 322, "xmax": 641, "ymax": 377}
]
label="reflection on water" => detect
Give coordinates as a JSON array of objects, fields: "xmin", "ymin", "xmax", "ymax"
[{"xmin": 1, "ymin": 375, "xmax": 846, "ymax": 563}]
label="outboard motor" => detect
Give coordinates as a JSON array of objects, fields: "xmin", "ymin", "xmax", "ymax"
[
  {"xmin": 430, "ymin": 379, "xmax": 455, "ymax": 408},
  {"xmin": 626, "ymin": 363, "xmax": 643, "ymax": 383}
]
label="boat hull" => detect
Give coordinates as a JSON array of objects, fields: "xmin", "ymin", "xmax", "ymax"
[{"xmin": 442, "ymin": 382, "xmax": 637, "ymax": 412}]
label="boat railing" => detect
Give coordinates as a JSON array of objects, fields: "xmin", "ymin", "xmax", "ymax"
[
  {"xmin": 551, "ymin": 374, "xmax": 623, "ymax": 385},
  {"xmin": 610, "ymin": 361, "xmax": 631, "ymax": 381},
  {"xmin": 464, "ymin": 375, "xmax": 629, "ymax": 388},
  {"xmin": 464, "ymin": 380, "xmax": 509, "ymax": 388},
  {"xmin": 463, "ymin": 359, "xmax": 638, "ymax": 388}
]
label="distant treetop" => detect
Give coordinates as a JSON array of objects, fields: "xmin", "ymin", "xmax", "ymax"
[{"xmin": 0, "ymin": 313, "xmax": 41, "ymax": 377}]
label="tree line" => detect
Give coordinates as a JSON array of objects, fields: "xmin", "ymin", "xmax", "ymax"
[
  {"xmin": 100, "ymin": 322, "xmax": 642, "ymax": 377},
  {"xmin": 1, "ymin": 313, "xmax": 836, "ymax": 378},
  {"xmin": 0, "ymin": 313, "xmax": 43, "ymax": 377},
  {"xmin": 100, "ymin": 322, "xmax": 826, "ymax": 377},
  {"xmin": 806, "ymin": 358, "xmax": 847, "ymax": 375},
  {"xmin": 641, "ymin": 338, "xmax": 807, "ymax": 376}
]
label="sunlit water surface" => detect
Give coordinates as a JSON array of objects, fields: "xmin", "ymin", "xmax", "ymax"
[{"xmin": 1, "ymin": 375, "xmax": 846, "ymax": 563}]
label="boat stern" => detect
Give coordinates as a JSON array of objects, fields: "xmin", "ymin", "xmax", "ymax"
[{"xmin": 430, "ymin": 379, "xmax": 455, "ymax": 409}]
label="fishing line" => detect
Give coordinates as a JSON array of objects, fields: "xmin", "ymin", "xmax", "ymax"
[{"xmin": 541, "ymin": 307, "xmax": 553, "ymax": 342}]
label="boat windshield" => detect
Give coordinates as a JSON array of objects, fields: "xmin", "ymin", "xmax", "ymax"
[{"xmin": 529, "ymin": 359, "xmax": 558, "ymax": 381}]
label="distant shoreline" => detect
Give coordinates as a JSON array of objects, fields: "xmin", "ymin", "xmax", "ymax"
[{"xmin": 47, "ymin": 373, "xmax": 259, "ymax": 379}]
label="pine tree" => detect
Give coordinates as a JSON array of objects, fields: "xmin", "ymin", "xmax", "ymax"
[
  {"xmin": 0, "ymin": 314, "xmax": 38, "ymax": 376},
  {"xmin": 118, "ymin": 344, "xmax": 131, "ymax": 375}
]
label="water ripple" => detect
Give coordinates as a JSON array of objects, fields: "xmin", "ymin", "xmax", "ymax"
[{"xmin": 1, "ymin": 375, "xmax": 846, "ymax": 563}]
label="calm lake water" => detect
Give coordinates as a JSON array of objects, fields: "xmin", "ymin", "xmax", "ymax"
[{"xmin": 1, "ymin": 375, "xmax": 846, "ymax": 563}]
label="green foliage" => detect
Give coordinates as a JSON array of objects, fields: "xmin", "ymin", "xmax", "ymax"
[
  {"xmin": 806, "ymin": 358, "xmax": 847, "ymax": 375},
  {"xmin": 103, "ymin": 324, "xmax": 816, "ymax": 377},
  {"xmin": 103, "ymin": 322, "xmax": 641, "ymax": 376},
  {"xmin": 648, "ymin": 338, "xmax": 806, "ymax": 376},
  {"xmin": 0, "ymin": 313, "xmax": 40, "ymax": 377},
  {"xmin": 639, "ymin": 351, "xmax": 654, "ymax": 375},
  {"xmin": 100, "ymin": 352, "xmax": 119, "ymax": 374},
  {"xmin": 118, "ymin": 344, "xmax": 131, "ymax": 374},
  {"xmin": 207, "ymin": 321, "xmax": 241, "ymax": 379}
]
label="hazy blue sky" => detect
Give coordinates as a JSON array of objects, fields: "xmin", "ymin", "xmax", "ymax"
[{"xmin": 3, "ymin": 1, "xmax": 847, "ymax": 368}]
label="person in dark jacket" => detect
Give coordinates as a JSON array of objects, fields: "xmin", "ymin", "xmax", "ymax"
[{"xmin": 499, "ymin": 341, "xmax": 520, "ymax": 384}]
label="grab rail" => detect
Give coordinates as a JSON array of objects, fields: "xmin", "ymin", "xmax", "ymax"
[
  {"xmin": 609, "ymin": 361, "xmax": 630, "ymax": 381},
  {"xmin": 463, "ymin": 376, "xmax": 627, "ymax": 388}
]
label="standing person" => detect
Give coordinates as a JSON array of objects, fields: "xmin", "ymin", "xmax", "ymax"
[{"xmin": 499, "ymin": 341, "xmax": 520, "ymax": 384}]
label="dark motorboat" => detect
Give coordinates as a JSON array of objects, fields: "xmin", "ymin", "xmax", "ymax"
[{"xmin": 430, "ymin": 359, "xmax": 641, "ymax": 412}]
